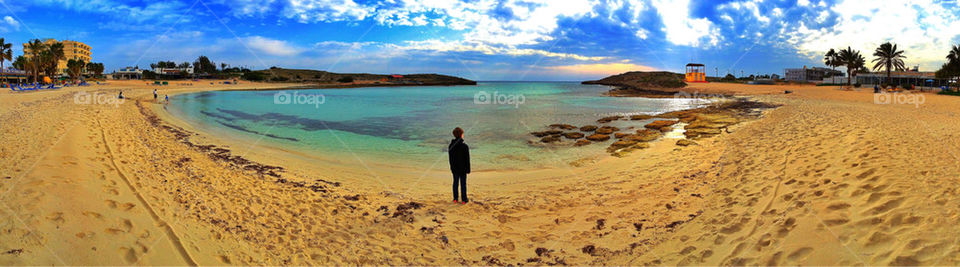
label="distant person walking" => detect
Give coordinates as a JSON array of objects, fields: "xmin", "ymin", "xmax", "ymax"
[
  {"xmin": 153, "ymin": 89, "xmax": 158, "ymax": 100},
  {"xmin": 448, "ymin": 127, "xmax": 470, "ymax": 204}
]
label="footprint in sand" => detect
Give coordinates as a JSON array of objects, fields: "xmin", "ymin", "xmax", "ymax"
[
  {"xmin": 786, "ymin": 247, "xmax": 813, "ymax": 262},
  {"xmin": 118, "ymin": 247, "xmax": 138, "ymax": 264},
  {"xmin": 82, "ymin": 211, "xmax": 102, "ymax": 219},
  {"xmin": 76, "ymin": 231, "xmax": 96, "ymax": 239}
]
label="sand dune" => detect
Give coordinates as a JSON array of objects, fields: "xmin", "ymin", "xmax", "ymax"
[{"xmin": 1, "ymin": 81, "xmax": 959, "ymax": 265}]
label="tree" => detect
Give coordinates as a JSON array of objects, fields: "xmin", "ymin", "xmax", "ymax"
[
  {"xmin": 839, "ymin": 46, "xmax": 866, "ymax": 87},
  {"xmin": 940, "ymin": 44, "xmax": 960, "ymax": 91},
  {"xmin": 86, "ymin": 62, "xmax": 104, "ymax": 78},
  {"xmin": 66, "ymin": 59, "xmax": 85, "ymax": 82},
  {"xmin": 0, "ymin": 38, "xmax": 11, "ymax": 82},
  {"xmin": 824, "ymin": 48, "xmax": 840, "ymax": 83},
  {"xmin": 872, "ymin": 42, "xmax": 906, "ymax": 86},
  {"xmin": 26, "ymin": 39, "xmax": 44, "ymax": 83},
  {"xmin": 193, "ymin": 55, "xmax": 217, "ymax": 74},
  {"xmin": 12, "ymin": 55, "xmax": 25, "ymax": 70}
]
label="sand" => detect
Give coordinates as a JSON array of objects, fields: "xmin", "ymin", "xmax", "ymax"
[{"xmin": 1, "ymin": 80, "xmax": 959, "ymax": 265}]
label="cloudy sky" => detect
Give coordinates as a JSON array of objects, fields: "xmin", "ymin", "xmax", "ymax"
[{"xmin": 1, "ymin": 0, "xmax": 958, "ymax": 81}]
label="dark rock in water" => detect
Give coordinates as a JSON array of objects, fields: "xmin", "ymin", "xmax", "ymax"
[
  {"xmin": 614, "ymin": 132, "xmax": 630, "ymax": 138},
  {"xmin": 644, "ymin": 120, "xmax": 678, "ymax": 130},
  {"xmin": 676, "ymin": 139, "xmax": 697, "ymax": 146},
  {"xmin": 595, "ymin": 126, "xmax": 620, "ymax": 134},
  {"xmin": 597, "ymin": 115, "xmax": 623, "ymax": 123},
  {"xmin": 630, "ymin": 114, "xmax": 654, "ymax": 120},
  {"xmin": 579, "ymin": 125, "xmax": 598, "ymax": 132},
  {"xmin": 540, "ymin": 135, "xmax": 562, "ymax": 143},
  {"xmin": 574, "ymin": 139, "xmax": 592, "ymax": 146},
  {"xmin": 562, "ymin": 132, "xmax": 585, "ymax": 139},
  {"xmin": 549, "ymin": 123, "xmax": 577, "ymax": 130},
  {"xmin": 659, "ymin": 126, "xmax": 673, "ymax": 132},
  {"xmin": 586, "ymin": 134, "xmax": 610, "ymax": 141},
  {"xmin": 623, "ymin": 129, "xmax": 661, "ymax": 142},
  {"xmin": 606, "ymin": 140, "xmax": 639, "ymax": 152},
  {"xmin": 530, "ymin": 129, "xmax": 563, "ymax": 137}
]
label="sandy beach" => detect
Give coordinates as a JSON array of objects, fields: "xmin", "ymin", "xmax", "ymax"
[{"xmin": 1, "ymin": 80, "xmax": 959, "ymax": 265}]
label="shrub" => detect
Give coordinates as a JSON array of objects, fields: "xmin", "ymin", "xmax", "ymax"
[
  {"xmin": 241, "ymin": 71, "xmax": 267, "ymax": 81},
  {"xmin": 270, "ymin": 76, "xmax": 290, "ymax": 82},
  {"xmin": 337, "ymin": 76, "xmax": 354, "ymax": 83}
]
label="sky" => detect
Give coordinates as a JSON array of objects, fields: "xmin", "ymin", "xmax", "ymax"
[{"xmin": 0, "ymin": 0, "xmax": 958, "ymax": 81}]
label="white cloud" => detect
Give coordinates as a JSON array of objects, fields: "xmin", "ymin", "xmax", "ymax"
[
  {"xmin": 242, "ymin": 36, "xmax": 303, "ymax": 56},
  {"xmin": 797, "ymin": 0, "xmax": 810, "ymax": 6},
  {"xmin": 401, "ymin": 40, "xmax": 608, "ymax": 61},
  {"xmin": 650, "ymin": 0, "xmax": 720, "ymax": 46},
  {"xmin": 786, "ymin": 0, "xmax": 960, "ymax": 70},
  {"xmin": 635, "ymin": 28, "xmax": 649, "ymax": 39},
  {"xmin": 0, "ymin": 16, "xmax": 20, "ymax": 32},
  {"xmin": 719, "ymin": 0, "xmax": 770, "ymax": 24},
  {"xmin": 283, "ymin": 0, "xmax": 372, "ymax": 23}
]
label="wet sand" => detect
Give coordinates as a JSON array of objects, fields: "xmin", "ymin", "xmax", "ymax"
[{"xmin": 1, "ymin": 80, "xmax": 958, "ymax": 265}]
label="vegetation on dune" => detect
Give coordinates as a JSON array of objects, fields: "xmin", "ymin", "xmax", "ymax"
[{"xmin": 582, "ymin": 71, "xmax": 686, "ymax": 88}]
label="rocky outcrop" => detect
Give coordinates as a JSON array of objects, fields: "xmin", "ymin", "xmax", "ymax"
[
  {"xmin": 531, "ymin": 130, "xmax": 563, "ymax": 137},
  {"xmin": 540, "ymin": 135, "xmax": 562, "ymax": 143},
  {"xmin": 549, "ymin": 124, "xmax": 577, "ymax": 130},
  {"xmin": 644, "ymin": 120, "xmax": 678, "ymax": 131},
  {"xmin": 574, "ymin": 140, "xmax": 591, "ymax": 146},
  {"xmin": 595, "ymin": 126, "xmax": 620, "ymax": 134},
  {"xmin": 563, "ymin": 132, "xmax": 585, "ymax": 139},
  {"xmin": 579, "ymin": 125, "xmax": 598, "ymax": 132},
  {"xmin": 630, "ymin": 114, "xmax": 653, "ymax": 120},
  {"xmin": 586, "ymin": 134, "xmax": 610, "ymax": 141},
  {"xmin": 597, "ymin": 116, "xmax": 623, "ymax": 123},
  {"xmin": 684, "ymin": 113, "xmax": 739, "ymax": 139},
  {"xmin": 582, "ymin": 71, "xmax": 687, "ymax": 98},
  {"xmin": 676, "ymin": 139, "xmax": 697, "ymax": 146}
]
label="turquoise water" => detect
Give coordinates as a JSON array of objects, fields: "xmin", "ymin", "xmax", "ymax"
[{"xmin": 167, "ymin": 82, "xmax": 707, "ymax": 170}]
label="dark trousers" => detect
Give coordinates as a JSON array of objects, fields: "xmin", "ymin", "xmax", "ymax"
[{"xmin": 452, "ymin": 173, "xmax": 468, "ymax": 202}]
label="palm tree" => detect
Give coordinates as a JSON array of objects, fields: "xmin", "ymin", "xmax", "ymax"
[
  {"xmin": 66, "ymin": 59, "xmax": 85, "ymax": 82},
  {"xmin": 26, "ymin": 39, "xmax": 44, "ymax": 83},
  {"xmin": 0, "ymin": 38, "xmax": 11, "ymax": 85},
  {"xmin": 872, "ymin": 42, "xmax": 906, "ymax": 87},
  {"xmin": 839, "ymin": 46, "xmax": 866, "ymax": 87},
  {"xmin": 47, "ymin": 42, "xmax": 64, "ymax": 78},
  {"xmin": 947, "ymin": 45, "xmax": 960, "ymax": 91},
  {"xmin": 824, "ymin": 48, "xmax": 839, "ymax": 83}
]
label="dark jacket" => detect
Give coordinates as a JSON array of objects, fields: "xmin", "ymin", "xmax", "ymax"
[{"xmin": 448, "ymin": 138, "xmax": 470, "ymax": 174}]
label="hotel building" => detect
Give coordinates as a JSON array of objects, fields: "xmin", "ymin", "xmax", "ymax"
[{"xmin": 22, "ymin": 39, "xmax": 92, "ymax": 76}]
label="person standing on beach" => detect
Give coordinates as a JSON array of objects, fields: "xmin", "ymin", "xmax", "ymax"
[
  {"xmin": 448, "ymin": 127, "xmax": 470, "ymax": 204},
  {"xmin": 154, "ymin": 89, "xmax": 158, "ymax": 101}
]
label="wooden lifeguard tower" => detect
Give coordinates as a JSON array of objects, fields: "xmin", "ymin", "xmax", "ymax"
[{"xmin": 685, "ymin": 63, "xmax": 707, "ymax": 83}]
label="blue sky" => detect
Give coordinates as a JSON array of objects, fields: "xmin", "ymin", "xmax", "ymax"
[{"xmin": 0, "ymin": 0, "xmax": 958, "ymax": 81}]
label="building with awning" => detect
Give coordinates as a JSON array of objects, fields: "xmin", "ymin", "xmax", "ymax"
[
  {"xmin": 0, "ymin": 68, "xmax": 28, "ymax": 84},
  {"xmin": 855, "ymin": 70, "xmax": 951, "ymax": 89}
]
